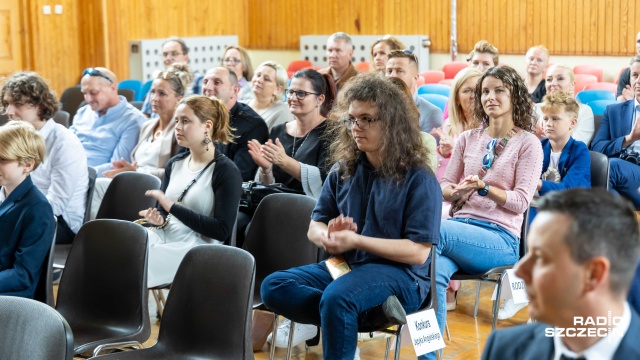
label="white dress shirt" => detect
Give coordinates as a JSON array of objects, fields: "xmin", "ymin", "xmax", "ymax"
[{"xmin": 31, "ymin": 119, "xmax": 89, "ymax": 233}]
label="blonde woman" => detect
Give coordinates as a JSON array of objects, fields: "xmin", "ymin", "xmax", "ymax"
[
  {"xmin": 221, "ymin": 45, "xmax": 254, "ymax": 101},
  {"xmin": 244, "ymin": 61, "xmax": 292, "ymax": 130}
]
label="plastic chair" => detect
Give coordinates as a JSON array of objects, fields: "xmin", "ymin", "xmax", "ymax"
[
  {"xmin": 52, "ymin": 110, "xmax": 70, "ymax": 128},
  {"xmin": 417, "ymin": 84, "xmax": 451, "ymax": 97},
  {"xmin": 589, "ymin": 151, "xmax": 610, "ymax": 190},
  {"xmin": 355, "ymin": 62, "xmax": 371, "ymax": 72},
  {"xmin": 130, "ymin": 101, "xmax": 143, "ymax": 111},
  {"xmin": 573, "ymin": 64, "xmax": 603, "ymax": 82},
  {"xmin": 582, "ymin": 82, "xmax": 617, "ymax": 93},
  {"xmin": 90, "ymin": 245, "xmax": 256, "ymax": 360},
  {"xmin": 416, "ymin": 75, "xmax": 425, "ymax": 87},
  {"xmin": 587, "ymin": 100, "xmax": 616, "ymax": 116},
  {"xmin": 34, "ymin": 219, "xmax": 57, "ymax": 306},
  {"xmin": 0, "ymin": 297, "xmax": 74, "ymax": 360},
  {"xmin": 575, "ymin": 90, "xmax": 616, "ymax": 104},
  {"xmin": 420, "ymin": 70, "xmax": 446, "ymax": 84},
  {"xmin": 136, "ymin": 80, "xmax": 153, "ymax": 102},
  {"xmin": 118, "ymin": 80, "xmax": 142, "ymax": 100},
  {"xmin": 573, "ymin": 74, "xmax": 598, "ymax": 94},
  {"xmin": 95, "ymin": 172, "xmax": 161, "ymax": 221},
  {"xmin": 59, "ymin": 87, "xmax": 85, "ymax": 123},
  {"xmin": 419, "ymin": 94, "xmax": 449, "ymax": 112},
  {"xmin": 438, "ymin": 79, "xmax": 454, "ymax": 86},
  {"xmin": 287, "ymin": 60, "xmax": 313, "ymax": 78},
  {"xmin": 441, "ymin": 61, "xmax": 469, "ymax": 79},
  {"xmin": 242, "ymin": 193, "xmax": 318, "ymax": 360},
  {"xmin": 117, "ymin": 89, "xmax": 135, "ymax": 102}
]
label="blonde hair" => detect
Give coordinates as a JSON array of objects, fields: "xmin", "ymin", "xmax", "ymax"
[
  {"xmin": 446, "ymin": 67, "xmax": 483, "ymax": 136},
  {"xmin": 370, "ymin": 35, "xmax": 406, "ymax": 61},
  {"xmin": 164, "ymin": 62, "xmax": 195, "ymax": 96},
  {"xmin": 540, "ymin": 91, "xmax": 580, "ymax": 119},
  {"xmin": 255, "ymin": 61, "xmax": 288, "ymax": 102},
  {"xmin": 546, "ymin": 64, "xmax": 575, "ymax": 82},
  {"xmin": 0, "ymin": 121, "xmax": 45, "ymax": 170},
  {"xmin": 466, "ymin": 40, "xmax": 500, "ymax": 66},
  {"xmin": 178, "ymin": 96, "xmax": 234, "ymax": 144},
  {"xmin": 527, "ymin": 45, "xmax": 550, "ymax": 60},
  {"xmin": 222, "ymin": 45, "xmax": 253, "ymax": 80}
]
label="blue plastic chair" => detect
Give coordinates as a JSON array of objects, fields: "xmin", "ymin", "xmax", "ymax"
[
  {"xmin": 118, "ymin": 80, "xmax": 143, "ymax": 101},
  {"xmin": 575, "ymin": 90, "xmax": 615, "ymax": 104},
  {"xmin": 587, "ymin": 100, "xmax": 616, "ymax": 116},
  {"xmin": 137, "ymin": 80, "xmax": 153, "ymax": 102},
  {"xmin": 417, "ymin": 84, "xmax": 451, "ymax": 97},
  {"xmin": 419, "ymin": 93, "xmax": 448, "ymax": 112}
]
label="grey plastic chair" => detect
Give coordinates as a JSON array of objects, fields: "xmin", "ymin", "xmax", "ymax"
[
  {"xmin": 34, "ymin": 219, "xmax": 57, "ymax": 306},
  {"xmin": 589, "ymin": 151, "xmax": 610, "ymax": 190},
  {"xmin": 53, "ymin": 110, "xmax": 70, "ymax": 128},
  {"xmin": 96, "ymin": 172, "xmax": 161, "ymax": 221}
]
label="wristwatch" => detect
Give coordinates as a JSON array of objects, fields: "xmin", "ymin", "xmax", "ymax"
[{"xmin": 477, "ymin": 183, "xmax": 490, "ymax": 196}]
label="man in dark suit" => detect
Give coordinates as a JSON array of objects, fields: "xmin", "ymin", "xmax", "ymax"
[
  {"xmin": 591, "ymin": 55, "xmax": 640, "ymax": 209},
  {"xmin": 482, "ymin": 189, "xmax": 640, "ymax": 360}
]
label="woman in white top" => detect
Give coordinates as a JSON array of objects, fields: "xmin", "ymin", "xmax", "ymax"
[
  {"xmin": 244, "ymin": 61, "xmax": 292, "ymax": 130},
  {"xmin": 534, "ymin": 64, "xmax": 595, "ymax": 146},
  {"xmin": 138, "ymin": 96, "xmax": 242, "ymax": 287},
  {"xmin": 1, "ymin": 72, "xmax": 88, "ymax": 244}
]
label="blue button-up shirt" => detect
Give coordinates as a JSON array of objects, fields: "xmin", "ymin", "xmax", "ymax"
[
  {"xmin": 312, "ymin": 155, "xmax": 442, "ymax": 298},
  {"xmin": 70, "ymin": 96, "xmax": 145, "ymax": 177}
]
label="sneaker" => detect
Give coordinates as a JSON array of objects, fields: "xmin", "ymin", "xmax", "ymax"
[
  {"xmin": 497, "ymin": 299, "xmax": 528, "ymax": 320},
  {"xmin": 446, "ymin": 291, "xmax": 457, "ymax": 311},
  {"xmin": 353, "ymin": 345, "xmax": 360, "ymax": 360},
  {"xmin": 266, "ymin": 320, "xmax": 318, "ymax": 348}
]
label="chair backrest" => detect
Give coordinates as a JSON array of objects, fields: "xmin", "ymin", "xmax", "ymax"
[
  {"xmin": 587, "ymin": 100, "xmax": 616, "ymax": 116},
  {"xmin": 573, "ymin": 74, "xmax": 598, "ymax": 94},
  {"xmin": 52, "ymin": 110, "xmax": 70, "ymax": 128},
  {"xmin": 420, "ymin": 70, "xmax": 446, "ymax": 84},
  {"xmin": 83, "ymin": 167, "xmax": 97, "ymax": 224},
  {"xmin": 96, "ymin": 172, "xmax": 161, "ymax": 221},
  {"xmin": 157, "ymin": 245, "xmax": 255, "ymax": 359},
  {"xmin": 593, "ymin": 114, "xmax": 603, "ymax": 133},
  {"xmin": 59, "ymin": 87, "xmax": 84, "ymax": 123},
  {"xmin": 0, "ymin": 297, "xmax": 74, "ymax": 360},
  {"xmin": 589, "ymin": 151, "xmax": 610, "ymax": 190},
  {"xmin": 55, "ymin": 219, "xmax": 150, "ymax": 354},
  {"xmin": 573, "ymin": 64, "xmax": 603, "ymax": 82},
  {"xmin": 355, "ymin": 61, "xmax": 371, "ymax": 72},
  {"xmin": 520, "ymin": 207, "xmax": 530, "ymax": 257},
  {"xmin": 582, "ymin": 82, "xmax": 617, "ymax": 93},
  {"xmin": 575, "ymin": 89, "xmax": 616, "ymax": 104},
  {"xmin": 117, "ymin": 89, "xmax": 135, "ymax": 102},
  {"xmin": 130, "ymin": 101, "xmax": 143, "ymax": 111},
  {"xmin": 118, "ymin": 79, "xmax": 142, "ymax": 99},
  {"xmin": 418, "ymin": 93, "xmax": 448, "ymax": 112},
  {"xmin": 242, "ymin": 194, "xmax": 318, "ymax": 305},
  {"xmin": 287, "ymin": 60, "xmax": 313, "ymax": 78},
  {"xmin": 441, "ymin": 61, "xmax": 469, "ymax": 79},
  {"xmin": 34, "ymin": 219, "xmax": 57, "ymax": 307},
  {"xmin": 417, "ymin": 84, "xmax": 451, "ymax": 97},
  {"xmin": 136, "ymin": 80, "xmax": 153, "ymax": 101},
  {"xmin": 0, "ymin": 113, "xmax": 8, "ymax": 126},
  {"xmin": 438, "ymin": 79, "xmax": 454, "ymax": 86}
]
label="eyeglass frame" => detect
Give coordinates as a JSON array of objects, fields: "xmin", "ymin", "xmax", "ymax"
[
  {"xmin": 342, "ymin": 116, "xmax": 380, "ymax": 131},
  {"xmin": 482, "ymin": 138, "xmax": 498, "ymax": 169},
  {"xmin": 222, "ymin": 57, "xmax": 242, "ymax": 65},
  {"xmin": 161, "ymin": 50, "xmax": 184, "ymax": 59},
  {"xmin": 82, "ymin": 68, "xmax": 113, "ymax": 84},
  {"xmin": 285, "ymin": 88, "xmax": 319, "ymax": 100}
]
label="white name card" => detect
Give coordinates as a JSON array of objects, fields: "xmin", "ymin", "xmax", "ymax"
[
  {"xmin": 405, "ymin": 308, "xmax": 446, "ymax": 356},
  {"xmin": 492, "ymin": 269, "xmax": 529, "ymax": 304}
]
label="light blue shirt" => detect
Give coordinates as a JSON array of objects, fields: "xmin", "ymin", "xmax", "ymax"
[
  {"xmin": 413, "ymin": 92, "xmax": 444, "ymax": 133},
  {"xmin": 70, "ymin": 95, "xmax": 145, "ymax": 177}
]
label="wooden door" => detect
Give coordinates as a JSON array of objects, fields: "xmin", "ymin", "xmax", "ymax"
[{"xmin": 0, "ymin": 0, "xmax": 24, "ymax": 77}]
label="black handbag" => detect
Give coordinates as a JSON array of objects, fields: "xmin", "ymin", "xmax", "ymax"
[{"xmin": 240, "ymin": 181, "xmax": 305, "ymax": 215}]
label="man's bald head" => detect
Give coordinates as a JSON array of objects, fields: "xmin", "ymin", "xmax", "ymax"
[{"xmin": 80, "ymin": 67, "xmax": 120, "ymax": 115}]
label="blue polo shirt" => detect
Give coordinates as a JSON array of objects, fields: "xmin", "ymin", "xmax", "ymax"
[{"xmin": 312, "ymin": 154, "xmax": 442, "ymax": 298}]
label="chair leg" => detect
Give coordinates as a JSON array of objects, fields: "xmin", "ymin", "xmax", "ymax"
[
  {"xmin": 158, "ymin": 288, "xmax": 168, "ymax": 309},
  {"xmin": 492, "ymin": 273, "xmax": 507, "ymax": 330},
  {"xmin": 285, "ymin": 320, "xmax": 296, "ymax": 360},
  {"xmin": 393, "ymin": 325, "xmax": 403, "ymax": 360},
  {"xmin": 384, "ymin": 336, "xmax": 391, "ymax": 360},
  {"xmin": 473, "ymin": 281, "xmax": 481, "ymax": 318},
  {"xmin": 151, "ymin": 290, "xmax": 163, "ymax": 318},
  {"xmin": 445, "ymin": 321, "xmax": 451, "ymax": 341},
  {"xmin": 269, "ymin": 314, "xmax": 279, "ymax": 360}
]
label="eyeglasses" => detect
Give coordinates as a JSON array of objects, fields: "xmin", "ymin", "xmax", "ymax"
[
  {"xmin": 285, "ymin": 89, "xmax": 319, "ymax": 100},
  {"xmin": 482, "ymin": 138, "xmax": 498, "ymax": 169},
  {"xmin": 343, "ymin": 117, "xmax": 380, "ymax": 130},
  {"xmin": 162, "ymin": 51, "xmax": 183, "ymax": 58},
  {"xmin": 402, "ymin": 49, "xmax": 419, "ymax": 64},
  {"xmin": 83, "ymin": 68, "xmax": 113, "ymax": 84},
  {"xmin": 222, "ymin": 57, "xmax": 242, "ymax": 65}
]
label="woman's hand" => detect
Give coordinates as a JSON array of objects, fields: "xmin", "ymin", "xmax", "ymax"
[
  {"xmin": 138, "ymin": 207, "xmax": 165, "ymax": 226},
  {"xmin": 261, "ymin": 138, "xmax": 290, "ymax": 167},
  {"xmin": 248, "ymin": 139, "xmax": 273, "ymax": 170},
  {"xmin": 145, "ymin": 190, "xmax": 174, "ymax": 213},
  {"xmin": 456, "ymin": 174, "xmax": 485, "ymax": 192},
  {"xmin": 103, "ymin": 159, "xmax": 137, "ymax": 178},
  {"xmin": 533, "ymin": 122, "xmax": 545, "ymax": 139},
  {"xmin": 436, "ymin": 128, "xmax": 454, "ymax": 157}
]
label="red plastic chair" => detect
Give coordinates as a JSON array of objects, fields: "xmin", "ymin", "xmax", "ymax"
[
  {"xmin": 573, "ymin": 74, "xmax": 598, "ymax": 94},
  {"xmin": 439, "ymin": 79, "xmax": 454, "ymax": 86},
  {"xmin": 582, "ymin": 82, "xmax": 617, "ymax": 94},
  {"xmin": 441, "ymin": 62, "xmax": 469, "ymax": 79},
  {"xmin": 287, "ymin": 60, "xmax": 313, "ymax": 78},
  {"xmin": 416, "ymin": 75, "xmax": 425, "ymax": 87},
  {"xmin": 573, "ymin": 64, "xmax": 603, "ymax": 82},
  {"xmin": 355, "ymin": 62, "xmax": 371, "ymax": 72},
  {"xmin": 420, "ymin": 70, "xmax": 445, "ymax": 84}
]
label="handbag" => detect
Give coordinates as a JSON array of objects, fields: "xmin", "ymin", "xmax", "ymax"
[{"xmin": 240, "ymin": 181, "xmax": 304, "ymax": 215}]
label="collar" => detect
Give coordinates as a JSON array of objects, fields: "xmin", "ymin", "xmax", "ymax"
[
  {"xmin": 92, "ymin": 95, "xmax": 127, "ymax": 117},
  {"xmin": 39, "ymin": 118, "xmax": 56, "ymax": 139},
  {"xmin": 0, "ymin": 175, "xmax": 33, "ymax": 217},
  {"xmin": 553, "ymin": 302, "xmax": 632, "ymax": 360},
  {"xmin": 0, "ymin": 186, "xmax": 6, "ymax": 203}
]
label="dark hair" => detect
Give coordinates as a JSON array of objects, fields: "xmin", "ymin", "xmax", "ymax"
[
  {"xmin": 162, "ymin": 37, "xmax": 189, "ymax": 55},
  {"xmin": 1, "ymin": 72, "xmax": 59, "ymax": 121},
  {"xmin": 329, "ymin": 74, "xmax": 430, "ymax": 181},
  {"xmin": 473, "ymin": 66, "xmax": 535, "ymax": 132},
  {"xmin": 291, "ymin": 69, "xmax": 337, "ymax": 117},
  {"xmin": 538, "ymin": 189, "xmax": 640, "ymax": 295}
]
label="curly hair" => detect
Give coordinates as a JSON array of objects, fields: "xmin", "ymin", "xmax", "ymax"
[
  {"xmin": 540, "ymin": 91, "xmax": 580, "ymax": 119},
  {"xmin": 1, "ymin": 72, "xmax": 59, "ymax": 121},
  {"xmin": 328, "ymin": 74, "xmax": 430, "ymax": 182},
  {"xmin": 179, "ymin": 95, "xmax": 234, "ymax": 144},
  {"xmin": 473, "ymin": 66, "xmax": 535, "ymax": 132}
]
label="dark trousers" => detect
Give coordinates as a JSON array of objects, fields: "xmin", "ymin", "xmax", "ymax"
[{"xmin": 55, "ymin": 216, "xmax": 76, "ymax": 244}]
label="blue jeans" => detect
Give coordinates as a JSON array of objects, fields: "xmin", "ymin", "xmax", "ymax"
[
  {"xmin": 609, "ymin": 158, "xmax": 640, "ymax": 209},
  {"xmin": 261, "ymin": 262, "xmax": 425, "ymax": 360},
  {"xmin": 419, "ymin": 217, "xmax": 519, "ymax": 360}
]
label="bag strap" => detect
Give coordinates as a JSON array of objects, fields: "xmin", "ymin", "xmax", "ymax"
[
  {"xmin": 176, "ymin": 155, "xmax": 220, "ymax": 202},
  {"xmin": 478, "ymin": 127, "xmax": 520, "ymax": 179}
]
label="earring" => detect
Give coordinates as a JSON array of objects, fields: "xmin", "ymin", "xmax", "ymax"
[{"xmin": 203, "ymin": 131, "xmax": 211, "ymax": 151}]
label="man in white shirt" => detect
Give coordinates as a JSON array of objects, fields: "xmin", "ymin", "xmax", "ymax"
[
  {"xmin": 482, "ymin": 189, "xmax": 640, "ymax": 360},
  {"xmin": 1, "ymin": 72, "xmax": 88, "ymax": 244}
]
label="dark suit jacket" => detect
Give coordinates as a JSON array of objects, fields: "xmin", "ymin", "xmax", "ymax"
[
  {"xmin": 482, "ymin": 308, "xmax": 640, "ymax": 360},
  {"xmin": 590, "ymin": 99, "xmax": 636, "ymax": 157},
  {"xmin": 0, "ymin": 175, "xmax": 55, "ymax": 298}
]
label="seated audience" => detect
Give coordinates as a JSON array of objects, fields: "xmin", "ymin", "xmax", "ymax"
[
  {"xmin": 90, "ymin": 63, "xmax": 193, "ymax": 219},
  {"xmin": 142, "ymin": 37, "xmax": 203, "ymax": 117},
  {"xmin": 369, "ymin": 35, "xmax": 405, "ymax": 75},
  {"xmin": 386, "ymin": 49, "xmax": 443, "ymax": 133},
  {"xmin": 482, "ymin": 189, "xmax": 640, "ymax": 360},
  {"xmin": 261, "ymin": 74, "xmax": 441, "ymax": 360},
  {"xmin": 422, "ymin": 66, "xmax": 543, "ymax": 360},
  {"xmin": 1, "ymin": 72, "xmax": 88, "ymax": 244},
  {"xmin": 0, "ymin": 121, "xmax": 55, "ymax": 298},
  {"xmin": 243, "ymin": 61, "xmax": 292, "ymax": 130},
  {"xmin": 320, "ymin": 32, "xmax": 359, "ymax": 92},
  {"xmin": 203, "ymin": 66, "xmax": 269, "ymax": 181},
  {"xmin": 138, "ymin": 96, "xmax": 242, "ymax": 287},
  {"xmin": 617, "ymin": 31, "xmax": 640, "ymax": 102},
  {"xmin": 524, "ymin": 45, "xmax": 550, "ymax": 103},
  {"xmin": 71, "ymin": 67, "xmax": 146, "ymax": 178},
  {"xmin": 534, "ymin": 64, "xmax": 595, "ymax": 145},
  {"xmin": 222, "ymin": 45, "xmax": 254, "ymax": 101},
  {"xmin": 591, "ymin": 55, "xmax": 640, "ymax": 209}
]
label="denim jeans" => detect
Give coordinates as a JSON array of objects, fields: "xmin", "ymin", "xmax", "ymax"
[
  {"xmin": 261, "ymin": 262, "xmax": 425, "ymax": 360},
  {"xmin": 419, "ymin": 217, "xmax": 519, "ymax": 360}
]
